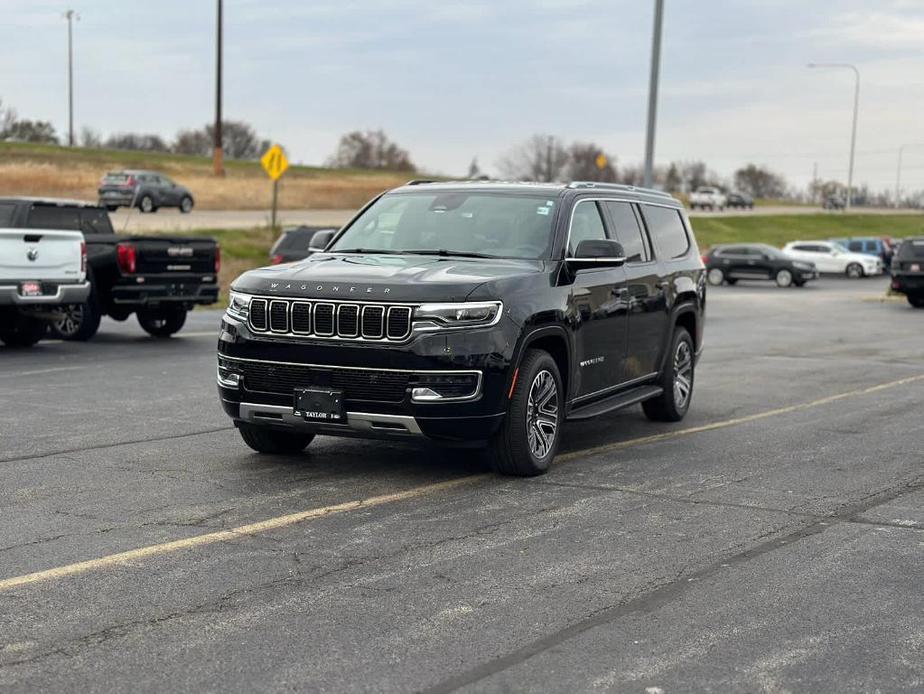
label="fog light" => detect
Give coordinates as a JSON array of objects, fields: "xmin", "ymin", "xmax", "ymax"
[
  {"xmin": 217, "ymin": 366, "xmax": 241, "ymax": 388},
  {"xmin": 410, "ymin": 372, "xmax": 481, "ymax": 402}
]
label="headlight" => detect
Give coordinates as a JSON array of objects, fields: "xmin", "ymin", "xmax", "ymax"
[
  {"xmin": 226, "ymin": 290, "xmax": 250, "ymax": 322},
  {"xmin": 793, "ymin": 261, "xmax": 813, "ymax": 271},
  {"xmin": 413, "ymin": 301, "xmax": 503, "ymax": 330}
]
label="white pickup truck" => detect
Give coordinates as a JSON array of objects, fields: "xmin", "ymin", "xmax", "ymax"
[
  {"xmin": 0, "ymin": 227, "xmax": 90, "ymax": 347},
  {"xmin": 689, "ymin": 187, "xmax": 727, "ymax": 211}
]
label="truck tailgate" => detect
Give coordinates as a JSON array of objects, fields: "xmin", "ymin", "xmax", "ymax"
[
  {"xmin": 0, "ymin": 228, "xmax": 85, "ymax": 283},
  {"xmin": 125, "ymin": 237, "xmax": 217, "ymax": 275}
]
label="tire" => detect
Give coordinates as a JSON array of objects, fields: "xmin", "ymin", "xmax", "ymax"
[
  {"xmin": 908, "ymin": 294, "xmax": 924, "ymax": 308},
  {"xmin": 137, "ymin": 306, "xmax": 187, "ymax": 337},
  {"xmin": 105, "ymin": 204, "xmax": 118, "ymax": 212},
  {"xmin": 0, "ymin": 315, "xmax": 47, "ymax": 348},
  {"xmin": 179, "ymin": 196, "xmax": 194, "ymax": 213},
  {"xmin": 487, "ymin": 349, "xmax": 563, "ymax": 476},
  {"xmin": 845, "ymin": 263, "xmax": 864, "ymax": 279},
  {"xmin": 643, "ymin": 326, "xmax": 695, "ymax": 422},
  {"xmin": 238, "ymin": 423, "xmax": 314, "ymax": 455},
  {"xmin": 138, "ymin": 195, "xmax": 156, "ymax": 213},
  {"xmin": 775, "ymin": 268, "xmax": 794, "ymax": 287},
  {"xmin": 50, "ymin": 283, "xmax": 102, "ymax": 341},
  {"xmin": 706, "ymin": 268, "xmax": 725, "ymax": 286}
]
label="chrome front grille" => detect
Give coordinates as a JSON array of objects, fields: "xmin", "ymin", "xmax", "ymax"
[{"xmin": 248, "ymin": 298, "xmax": 414, "ymax": 342}]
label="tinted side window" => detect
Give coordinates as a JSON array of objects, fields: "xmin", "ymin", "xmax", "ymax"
[
  {"xmin": 0, "ymin": 203, "xmax": 16, "ymax": 227},
  {"xmin": 848, "ymin": 241, "xmax": 863, "ymax": 252},
  {"xmin": 80, "ymin": 208, "xmax": 115, "ymax": 234},
  {"xmin": 26, "ymin": 205, "xmax": 81, "ymax": 230},
  {"xmin": 641, "ymin": 205, "xmax": 689, "ymax": 260},
  {"xmin": 604, "ymin": 201, "xmax": 649, "ymax": 263},
  {"xmin": 569, "ymin": 201, "xmax": 608, "ymax": 254}
]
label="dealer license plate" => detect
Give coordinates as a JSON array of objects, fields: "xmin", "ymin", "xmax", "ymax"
[{"xmin": 293, "ymin": 388, "xmax": 344, "ymax": 422}]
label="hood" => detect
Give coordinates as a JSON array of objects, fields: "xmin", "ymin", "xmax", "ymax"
[{"xmin": 231, "ymin": 252, "xmax": 546, "ymax": 302}]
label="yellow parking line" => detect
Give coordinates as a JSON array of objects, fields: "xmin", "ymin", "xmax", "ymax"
[
  {"xmin": 0, "ymin": 477, "xmax": 481, "ymax": 593},
  {"xmin": 557, "ymin": 373, "xmax": 924, "ymax": 463},
  {"xmin": 1, "ymin": 372, "xmax": 921, "ymax": 592}
]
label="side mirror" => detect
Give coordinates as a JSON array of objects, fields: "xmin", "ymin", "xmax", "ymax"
[
  {"xmin": 308, "ymin": 229, "xmax": 336, "ymax": 252},
  {"xmin": 566, "ymin": 239, "xmax": 626, "ymax": 270}
]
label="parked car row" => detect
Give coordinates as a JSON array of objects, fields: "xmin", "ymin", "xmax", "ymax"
[{"xmin": 0, "ymin": 197, "xmax": 219, "ymax": 347}]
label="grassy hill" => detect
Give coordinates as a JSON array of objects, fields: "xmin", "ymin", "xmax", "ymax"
[{"xmin": 0, "ymin": 141, "xmax": 414, "ymax": 210}]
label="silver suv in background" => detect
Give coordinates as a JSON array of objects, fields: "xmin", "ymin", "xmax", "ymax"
[{"xmin": 98, "ymin": 170, "xmax": 195, "ymax": 214}]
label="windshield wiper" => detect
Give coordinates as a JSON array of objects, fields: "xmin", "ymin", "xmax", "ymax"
[
  {"xmin": 402, "ymin": 249, "xmax": 497, "ymax": 259},
  {"xmin": 330, "ymin": 248, "xmax": 403, "ymax": 255}
]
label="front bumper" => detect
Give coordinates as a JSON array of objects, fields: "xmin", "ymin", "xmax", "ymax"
[
  {"xmin": 111, "ymin": 276, "xmax": 219, "ymax": 306},
  {"xmin": 216, "ymin": 313, "xmax": 518, "ymax": 445},
  {"xmin": 0, "ymin": 281, "xmax": 90, "ymax": 307}
]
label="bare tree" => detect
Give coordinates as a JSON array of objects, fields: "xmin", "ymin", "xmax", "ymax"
[
  {"xmin": 80, "ymin": 126, "xmax": 102, "ymax": 148},
  {"xmin": 733, "ymin": 163, "xmax": 787, "ymax": 199},
  {"xmin": 173, "ymin": 128, "xmax": 213, "ymax": 157},
  {"xmin": 567, "ymin": 142, "xmax": 617, "ymax": 182},
  {"xmin": 5, "ymin": 119, "xmax": 58, "ymax": 144},
  {"xmin": 327, "ymin": 130, "xmax": 415, "ymax": 171},
  {"xmin": 497, "ymin": 134, "xmax": 569, "ymax": 182},
  {"xmin": 205, "ymin": 120, "xmax": 267, "ymax": 160},
  {"xmin": 0, "ymin": 98, "xmax": 17, "ymax": 138},
  {"xmin": 105, "ymin": 133, "xmax": 169, "ymax": 152},
  {"xmin": 663, "ymin": 162, "xmax": 682, "ymax": 193}
]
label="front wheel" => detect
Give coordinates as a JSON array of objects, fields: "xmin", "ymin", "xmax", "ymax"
[
  {"xmin": 775, "ymin": 268, "xmax": 794, "ymax": 287},
  {"xmin": 137, "ymin": 306, "xmax": 187, "ymax": 337},
  {"xmin": 138, "ymin": 195, "xmax": 156, "ymax": 213},
  {"xmin": 908, "ymin": 294, "xmax": 924, "ymax": 308},
  {"xmin": 238, "ymin": 423, "xmax": 315, "ymax": 454},
  {"xmin": 845, "ymin": 263, "xmax": 864, "ymax": 279},
  {"xmin": 643, "ymin": 327, "xmax": 695, "ymax": 422},
  {"xmin": 488, "ymin": 349, "xmax": 562, "ymax": 476},
  {"xmin": 179, "ymin": 196, "xmax": 194, "ymax": 213}
]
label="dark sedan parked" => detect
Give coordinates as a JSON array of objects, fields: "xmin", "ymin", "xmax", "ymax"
[
  {"xmin": 269, "ymin": 226, "xmax": 332, "ymax": 264},
  {"xmin": 98, "ymin": 170, "xmax": 195, "ymax": 214},
  {"xmin": 726, "ymin": 192, "xmax": 754, "ymax": 209},
  {"xmin": 704, "ymin": 244, "xmax": 818, "ymax": 287}
]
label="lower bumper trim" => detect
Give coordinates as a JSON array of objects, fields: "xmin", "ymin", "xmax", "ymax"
[{"xmin": 238, "ymin": 402, "xmax": 422, "ymax": 436}]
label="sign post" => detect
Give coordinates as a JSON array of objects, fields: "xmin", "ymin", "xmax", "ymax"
[{"xmin": 260, "ymin": 144, "xmax": 289, "ymax": 228}]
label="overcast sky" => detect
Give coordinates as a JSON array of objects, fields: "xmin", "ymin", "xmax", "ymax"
[{"xmin": 2, "ymin": 1, "xmax": 923, "ymax": 191}]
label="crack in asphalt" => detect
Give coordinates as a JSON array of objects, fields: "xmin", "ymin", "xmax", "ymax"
[
  {"xmin": 0, "ymin": 427, "xmax": 232, "ymax": 465},
  {"xmin": 419, "ymin": 470, "xmax": 924, "ymax": 693}
]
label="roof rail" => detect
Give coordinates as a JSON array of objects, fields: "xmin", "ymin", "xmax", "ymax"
[
  {"xmin": 405, "ymin": 179, "xmax": 438, "ymax": 186},
  {"xmin": 566, "ymin": 181, "xmax": 674, "ymax": 199}
]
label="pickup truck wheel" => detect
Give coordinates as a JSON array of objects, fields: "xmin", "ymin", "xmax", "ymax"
[
  {"xmin": 642, "ymin": 327, "xmax": 694, "ymax": 423},
  {"xmin": 0, "ymin": 315, "xmax": 47, "ymax": 348},
  {"xmin": 137, "ymin": 307, "xmax": 187, "ymax": 337},
  {"xmin": 179, "ymin": 196, "xmax": 194, "ymax": 213},
  {"xmin": 238, "ymin": 423, "xmax": 314, "ymax": 455},
  {"xmin": 488, "ymin": 349, "xmax": 562, "ymax": 476},
  {"xmin": 50, "ymin": 291, "xmax": 102, "ymax": 341},
  {"xmin": 139, "ymin": 195, "xmax": 156, "ymax": 213}
]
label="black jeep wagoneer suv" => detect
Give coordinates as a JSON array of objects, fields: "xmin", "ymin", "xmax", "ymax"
[{"xmin": 217, "ymin": 181, "xmax": 706, "ymax": 476}]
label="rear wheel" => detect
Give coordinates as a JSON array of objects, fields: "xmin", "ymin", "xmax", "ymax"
[
  {"xmin": 775, "ymin": 268, "xmax": 794, "ymax": 287},
  {"xmin": 179, "ymin": 196, "xmax": 193, "ymax": 213},
  {"xmin": 0, "ymin": 315, "xmax": 47, "ymax": 347},
  {"xmin": 707, "ymin": 268, "xmax": 725, "ymax": 286},
  {"xmin": 238, "ymin": 423, "xmax": 314, "ymax": 454},
  {"xmin": 139, "ymin": 195, "xmax": 156, "ymax": 213},
  {"xmin": 487, "ymin": 349, "xmax": 562, "ymax": 476},
  {"xmin": 908, "ymin": 294, "xmax": 924, "ymax": 308},
  {"xmin": 643, "ymin": 327, "xmax": 695, "ymax": 422},
  {"xmin": 50, "ymin": 281, "xmax": 102, "ymax": 341},
  {"xmin": 137, "ymin": 306, "xmax": 187, "ymax": 337},
  {"xmin": 846, "ymin": 263, "xmax": 864, "ymax": 279}
]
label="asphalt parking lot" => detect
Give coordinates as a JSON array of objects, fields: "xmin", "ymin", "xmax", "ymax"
[{"xmin": 1, "ymin": 276, "xmax": 922, "ymax": 692}]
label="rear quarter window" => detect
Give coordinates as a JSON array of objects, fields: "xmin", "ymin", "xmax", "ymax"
[{"xmin": 641, "ymin": 205, "xmax": 690, "ymax": 260}]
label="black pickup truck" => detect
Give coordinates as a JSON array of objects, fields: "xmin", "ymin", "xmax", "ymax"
[{"xmin": 0, "ymin": 198, "xmax": 219, "ymax": 339}]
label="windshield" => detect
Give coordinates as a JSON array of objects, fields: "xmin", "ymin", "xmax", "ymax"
[{"xmin": 328, "ymin": 192, "xmax": 558, "ymax": 259}]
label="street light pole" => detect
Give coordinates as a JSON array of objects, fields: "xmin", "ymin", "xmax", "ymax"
[
  {"xmin": 643, "ymin": 0, "xmax": 664, "ymax": 189},
  {"xmin": 807, "ymin": 63, "xmax": 859, "ymax": 211},
  {"xmin": 213, "ymin": 0, "xmax": 224, "ymax": 176},
  {"xmin": 64, "ymin": 9, "xmax": 78, "ymax": 147}
]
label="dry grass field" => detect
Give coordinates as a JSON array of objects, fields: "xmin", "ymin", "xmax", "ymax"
[{"xmin": 0, "ymin": 142, "xmax": 415, "ymax": 210}]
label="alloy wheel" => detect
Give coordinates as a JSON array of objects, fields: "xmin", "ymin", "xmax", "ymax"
[
  {"xmin": 526, "ymin": 369, "xmax": 559, "ymax": 459},
  {"xmin": 673, "ymin": 340, "xmax": 693, "ymax": 410},
  {"xmin": 54, "ymin": 304, "xmax": 84, "ymax": 337}
]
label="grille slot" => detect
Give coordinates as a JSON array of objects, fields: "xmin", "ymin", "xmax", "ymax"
[
  {"xmin": 291, "ymin": 302, "xmax": 312, "ymax": 333},
  {"xmin": 314, "ymin": 303, "xmax": 335, "ymax": 336},
  {"xmin": 249, "ymin": 299, "xmax": 268, "ymax": 331},
  {"xmin": 337, "ymin": 305, "xmax": 359, "ymax": 337},
  {"xmin": 387, "ymin": 306, "xmax": 412, "ymax": 339},
  {"xmin": 239, "ymin": 361, "xmax": 410, "ymax": 403},
  {"xmin": 361, "ymin": 306, "xmax": 385, "ymax": 338},
  {"xmin": 269, "ymin": 300, "xmax": 289, "ymax": 333}
]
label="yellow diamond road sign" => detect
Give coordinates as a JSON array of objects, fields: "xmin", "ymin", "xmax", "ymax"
[
  {"xmin": 261, "ymin": 144, "xmax": 289, "ymax": 181},
  {"xmin": 595, "ymin": 153, "xmax": 608, "ymax": 170}
]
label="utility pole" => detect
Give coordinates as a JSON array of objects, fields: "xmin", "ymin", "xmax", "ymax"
[
  {"xmin": 643, "ymin": 0, "xmax": 664, "ymax": 188},
  {"xmin": 64, "ymin": 9, "xmax": 78, "ymax": 147},
  {"xmin": 213, "ymin": 0, "xmax": 224, "ymax": 176},
  {"xmin": 807, "ymin": 63, "xmax": 859, "ymax": 210}
]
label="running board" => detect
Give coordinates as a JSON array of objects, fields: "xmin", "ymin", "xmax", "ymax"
[{"xmin": 566, "ymin": 385, "xmax": 663, "ymax": 421}]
